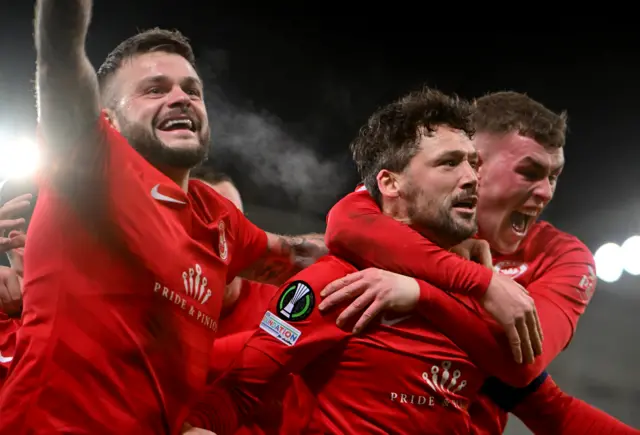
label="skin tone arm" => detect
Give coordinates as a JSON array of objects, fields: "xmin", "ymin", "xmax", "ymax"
[
  {"xmin": 35, "ymin": 0, "xmax": 102, "ymax": 166},
  {"xmin": 240, "ymin": 232, "xmax": 328, "ymax": 285}
]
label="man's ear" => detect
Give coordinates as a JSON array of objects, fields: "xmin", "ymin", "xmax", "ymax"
[
  {"xmin": 377, "ymin": 169, "xmax": 401, "ymax": 199},
  {"xmin": 103, "ymin": 108, "xmax": 119, "ymax": 130}
]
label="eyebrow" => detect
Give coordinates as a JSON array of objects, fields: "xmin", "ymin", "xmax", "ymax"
[
  {"xmin": 519, "ymin": 156, "xmax": 564, "ymax": 172},
  {"xmin": 138, "ymin": 75, "xmax": 203, "ymax": 89},
  {"xmin": 437, "ymin": 150, "xmax": 478, "ymax": 161}
]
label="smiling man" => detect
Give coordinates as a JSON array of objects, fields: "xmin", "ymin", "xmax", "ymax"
[
  {"xmin": 0, "ymin": 1, "xmax": 326, "ymax": 433},
  {"xmin": 185, "ymin": 87, "xmax": 536, "ymax": 435}
]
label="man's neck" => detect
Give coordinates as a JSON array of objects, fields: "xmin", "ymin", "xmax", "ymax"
[{"xmin": 158, "ymin": 166, "xmax": 190, "ymax": 192}]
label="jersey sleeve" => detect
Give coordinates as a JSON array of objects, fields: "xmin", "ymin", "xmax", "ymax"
[
  {"xmin": 415, "ymin": 238, "xmax": 597, "ymax": 387},
  {"xmin": 225, "ymin": 204, "xmax": 269, "ymax": 283},
  {"xmin": 208, "ymin": 330, "xmax": 255, "ymax": 381},
  {"xmin": 325, "ymin": 189, "xmax": 492, "ymax": 298},
  {"xmin": 526, "ymin": 238, "xmax": 596, "ymax": 352},
  {"xmin": 417, "ymin": 281, "xmax": 541, "ymax": 387},
  {"xmin": 509, "ymin": 374, "xmax": 639, "ymax": 434},
  {"xmin": 187, "ymin": 258, "xmax": 351, "ymax": 434}
]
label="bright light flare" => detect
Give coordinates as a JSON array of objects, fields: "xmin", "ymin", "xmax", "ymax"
[
  {"xmin": 0, "ymin": 134, "xmax": 40, "ymax": 180},
  {"xmin": 594, "ymin": 242, "xmax": 624, "ymax": 283},
  {"xmin": 621, "ymin": 235, "xmax": 640, "ymax": 276}
]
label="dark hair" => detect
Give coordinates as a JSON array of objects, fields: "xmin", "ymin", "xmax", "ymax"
[
  {"xmin": 97, "ymin": 28, "xmax": 196, "ymax": 101},
  {"xmin": 350, "ymin": 86, "xmax": 475, "ymax": 202},
  {"xmin": 190, "ymin": 166, "xmax": 234, "ymax": 186},
  {"xmin": 474, "ymin": 91, "xmax": 568, "ymax": 148}
]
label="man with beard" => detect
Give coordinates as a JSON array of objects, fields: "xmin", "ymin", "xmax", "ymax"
[
  {"xmin": 0, "ymin": 1, "xmax": 326, "ymax": 433},
  {"xmin": 185, "ymin": 87, "xmax": 536, "ymax": 434},
  {"xmin": 319, "ymin": 91, "xmax": 636, "ymax": 433}
]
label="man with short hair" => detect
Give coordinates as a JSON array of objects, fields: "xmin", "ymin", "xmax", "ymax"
[
  {"xmin": 0, "ymin": 1, "xmax": 325, "ymax": 433},
  {"xmin": 319, "ymin": 91, "xmax": 635, "ymax": 433},
  {"xmin": 186, "ymin": 86, "xmax": 537, "ymax": 434}
]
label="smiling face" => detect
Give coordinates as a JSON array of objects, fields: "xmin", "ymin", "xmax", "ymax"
[
  {"xmin": 476, "ymin": 131, "xmax": 565, "ymax": 254},
  {"xmin": 106, "ymin": 51, "xmax": 210, "ymax": 169}
]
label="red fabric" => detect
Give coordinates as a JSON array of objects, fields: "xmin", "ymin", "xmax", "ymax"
[
  {"xmin": 325, "ymin": 189, "xmax": 492, "ymax": 298},
  {"xmin": 512, "ymin": 376, "xmax": 639, "ymax": 435},
  {"xmin": 0, "ymin": 114, "xmax": 268, "ymax": 435},
  {"xmin": 325, "ymin": 188, "xmax": 597, "ymax": 433},
  {"xmin": 0, "ymin": 313, "xmax": 20, "ymax": 391},
  {"xmin": 189, "ymin": 256, "xmax": 482, "ymax": 434},
  {"xmin": 212, "ymin": 281, "xmax": 290, "ymax": 435}
]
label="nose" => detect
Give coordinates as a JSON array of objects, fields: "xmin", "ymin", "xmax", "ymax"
[
  {"xmin": 166, "ymin": 85, "xmax": 191, "ymax": 108},
  {"xmin": 460, "ymin": 160, "xmax": 478, "ymax": 190},
  {"xmin": 533, "ymin": 178, "xmax": 553, "ymax": 203}
]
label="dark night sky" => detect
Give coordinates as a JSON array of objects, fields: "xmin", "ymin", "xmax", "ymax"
[{"xmin": 1, "ymin": 2, "xmax": 639, "ymax": 250}]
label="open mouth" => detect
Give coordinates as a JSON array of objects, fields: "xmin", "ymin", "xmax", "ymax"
[
  {"xmin": 452, "ymin": 196, "xmax": 478, "ymax": 213},
  {"xmin": 510, "ymin": 211, "xmax": 537, "ymax": 236},
  {"xmin": 157, "ymin": 117, "xmax": 196, "ymax": 133}
]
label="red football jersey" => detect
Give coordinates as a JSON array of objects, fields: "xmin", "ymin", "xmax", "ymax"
[
  {"xmin": 189, "ymin": 255, "xmax": 485, "ymax": 435},
  {"xmin": 470, "ymin": 221, "xmax": 596, "ymax": 434},
  {"xmin": 217, "ymin": 280, "xmax": 279, "ymax": 338},
  {"xmin": 0, "ymin": 115, "xmax": 268, "ymax": 435},
  {"xmin": 0, "ymin": 313, "xmax": 20, "ymax": 391},
  {"xmin": 324, "ymin": 188, "xmax": 597, "ymax": 434},
  {"xmin": 213, "ymin": 280, "xmax": 287, "ymax": 435},
  {"xmin": 511, "ymin": 374, "xmax": 639, "ymax": 434}
]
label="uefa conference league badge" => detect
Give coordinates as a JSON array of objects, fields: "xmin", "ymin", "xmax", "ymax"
[
  {"xmin": 259, "ymin": 281, "xmax": 315, "ymax": 347},
  {"xmin": 276, "ymin": 280, "xmax": 315, "ymax": 322}
]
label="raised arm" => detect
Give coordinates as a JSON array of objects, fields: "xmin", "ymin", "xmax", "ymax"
[{"xmin": 35, "ymin": 0, "xmax": 101, "ymax": 166}]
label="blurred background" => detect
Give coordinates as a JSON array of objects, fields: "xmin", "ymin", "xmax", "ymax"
[{"xmin": 0, "ymin": 2, "xmax": 638, "ymax": 432}]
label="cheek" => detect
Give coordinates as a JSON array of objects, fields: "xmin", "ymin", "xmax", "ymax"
[{"xmin": 126, "ymin": 101, "xmax": 159, "ymax": 125}]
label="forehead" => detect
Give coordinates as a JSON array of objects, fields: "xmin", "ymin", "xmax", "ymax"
[
  {"xmin": 494, "ymin": 132, "xmax": 565, "ymax": 170},
  {"xmin": 417, "ymin": 125, "xmax": 475, "ymax": 156},
  {"xmin": 115, "ymin": 51, "xmax": 200, "ymax": 88}
]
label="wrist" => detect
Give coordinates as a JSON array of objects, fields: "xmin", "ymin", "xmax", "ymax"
[{"xmin": 468, "ymin": 265, "xmax": 493, "ymax": 299}]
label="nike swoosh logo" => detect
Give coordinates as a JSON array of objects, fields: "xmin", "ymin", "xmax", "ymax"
[
  {"xmin": 0, "ymin": 351, "xmax": 13, "ymax": 364},
  {"xmin": 150, "ymin": 184, "xmax": 186, "ymax": 204},
  {"xmin": 380, "ymin": 315, "xmax": 412, "ymax": 327}
]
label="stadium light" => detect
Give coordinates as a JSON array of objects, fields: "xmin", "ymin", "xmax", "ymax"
[
  {"xmin": 594, "ymin": 236, "xmax": 640, "ymax": 283},
  {"xmin": 621, "ymin": 235, "xmax": 640, "ymax": 276},
  {"xmin": 0, "ymin": 134, "xmax": 40, "ymax": 180},
  {"xmin": 594, "ymin": 243, "xmax": 623, "ymax": 283}
]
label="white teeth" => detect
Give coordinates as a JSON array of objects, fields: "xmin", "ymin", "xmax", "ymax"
[
  {"xmin": 163, "ymin": 119, "xmax": 193, "ymax": 129},
  {"xmin": 519, "ymin": 211, "xmax": 537, "ymax": 217}
]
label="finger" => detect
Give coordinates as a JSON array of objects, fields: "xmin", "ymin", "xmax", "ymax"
[
  {"xmin": 516, "ymin": 318, "xmax": 534, "ymax": 364},
  {"xmin": 319, "ymin": 278, "xmax": 368, "ymax": 311},
  {"xmin": 0, "ymin": 200, "xmax": 31, "ymax": 219},
  {"xmin": 335, "ymin": 290, "xmax": 376, "ymax": 328},
  {"xmin": 0, "ymin": 284, "xmax": 11, "ymax": 308},
  {"xmin": 3, "ymin": 194, "xmax": 32, "ymax": 205},
  {"xmin": 0, "ymin": 218, "xmax": 25, "ymax": 231},
  {"xmin": 449, "ymin": 246, "xmax": 471, "ymax": 260},
  {"xmin": 533, "ymin": 305, "xmax": 543, "ymax": 342},
  {"xmin": 505, "ymin": 324, "xmax": 523, "ymax": 364},
  {"xmin": 526, "ymin": 310, "xmax": 543, "ymax": 357},
  {"xmin": 7, "ymin": 234, "xmax": 25, "ymax": 249},
  {"xmin": 474, "ymin": 246, "xmax": 493, "ymax": 268},
  {"xmin": 320, "ymin": 271, "xmax": 365, "ymax": 298},
  {"xmin": 6, "ymin": 272, "xmax": 22, "ymax": 302},
  {"xmin": 352, "ymin": 298, "xmax": 385, "ymax": 334}
]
